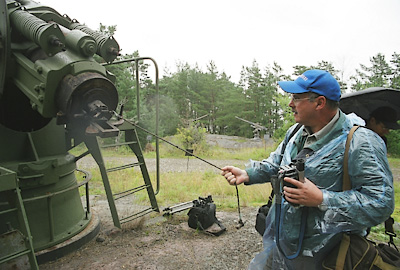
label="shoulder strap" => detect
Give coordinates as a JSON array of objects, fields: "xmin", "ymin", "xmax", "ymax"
[
  {"xmin": 209, "ymin": 218, "xmax": 226, "ymax": 236},
  {"xmin": 342, "ymin": 126, "xmax": 360, "ymax": 191},
  {"xmin": 343, "ymin": 126, "xmax": 399, "ymax": 249},
  {"xmin": 335, "ymin": 233, "xmax": 351, "ymax": 269},
  {"xmin": 281, "ymin": 123, "xmax": 303, "ymax": 161},
  {"xmin": 385, "ymin": 217, "xmax": 398, "ymax": 251},
  {"xmin": 266, "ymin": 124, "xmax": 303, "ymax": 205}
]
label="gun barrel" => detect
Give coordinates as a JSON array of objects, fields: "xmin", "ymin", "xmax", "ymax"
[{"xmin": 235, "ymin": 116, "xmax": 268, "ymax": 131}]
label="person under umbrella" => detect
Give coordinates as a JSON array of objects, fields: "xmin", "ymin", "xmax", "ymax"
[{"xmin": 366, "ymin": 106, "xmax": 400, "ymax": 145}]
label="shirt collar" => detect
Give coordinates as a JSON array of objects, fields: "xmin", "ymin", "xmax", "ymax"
[{"xmin": 303, "ymin": 110, "xmax": 340, "ymax": 144}]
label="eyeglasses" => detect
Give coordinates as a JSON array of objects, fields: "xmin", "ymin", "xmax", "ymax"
[{"xmin": 290, "ymin": 95, "xmax": 313, "ymax": 104}]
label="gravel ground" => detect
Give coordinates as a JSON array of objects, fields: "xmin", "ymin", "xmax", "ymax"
[{"xmin": 40, "ymin": 200, "xmax": 263, "ymax": 270}]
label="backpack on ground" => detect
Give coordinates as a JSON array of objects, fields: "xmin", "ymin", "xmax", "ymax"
[{"xmin": 187, "ymin": 195, "xmax": 226, "ymax": 236}]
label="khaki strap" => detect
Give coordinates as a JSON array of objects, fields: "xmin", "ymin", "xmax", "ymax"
[
  {"xmin": 373, "ymin": 255, "xmax": 399, "ymax": 270},
  {"xmin": 343, "ymin": 126, "xmax": 360, "ymax": 191},
  {"xmin": 335, "ymin": 234, "xmax": 351, "ymax": 270},
  {"xmin": 339, "ymin": 126, "xmax": 400, "ymax": 270},
  {"xmin": 338, "ymin": 126, "xmax": 359, "ymax": 269}
]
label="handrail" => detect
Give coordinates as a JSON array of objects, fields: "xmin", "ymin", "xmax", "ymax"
[
  {"xmin": 19, "ymin": 169, "xmax": 92, "ymax": 239},
  {"xmin": 103, "ymin": 57, "xmax": 160, "ymax": 195}
]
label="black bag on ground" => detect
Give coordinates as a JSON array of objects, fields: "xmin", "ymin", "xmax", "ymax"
[{"xmin": 187, "ymin": 195, "xmax": 226, "ymax": 236}]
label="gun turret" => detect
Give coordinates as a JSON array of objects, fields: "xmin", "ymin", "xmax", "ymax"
[
  {"xmin": 0, "ymin": 0, "xmax": 123, "ymax": 263},
  {"xmin": 1, "ymin": 0, "xmax": 120, "ymax": 136}
]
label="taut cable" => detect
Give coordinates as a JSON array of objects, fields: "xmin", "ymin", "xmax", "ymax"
[{"xmin": 112, "ymin": 111, "xmax": 244, "ymax": 228}]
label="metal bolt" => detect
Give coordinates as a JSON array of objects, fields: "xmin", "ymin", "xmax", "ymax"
[{"xmin": 80, "ymin": 39, "xmax": 96, "ymax": 56}]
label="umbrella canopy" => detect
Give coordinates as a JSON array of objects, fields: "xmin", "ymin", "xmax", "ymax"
[{"xmin": 340, "ymin": 87, "xmax": 400, "ymax": 123}]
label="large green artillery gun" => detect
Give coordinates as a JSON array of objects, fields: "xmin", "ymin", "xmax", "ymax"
[{"xmin": 0, "ymin": 0, "xmax": 160, "ymax": 268}]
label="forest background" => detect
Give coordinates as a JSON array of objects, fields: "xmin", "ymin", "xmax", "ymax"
[{"xmin": 99, "ymin": 25, "xmax": 400, "ymax": 156}]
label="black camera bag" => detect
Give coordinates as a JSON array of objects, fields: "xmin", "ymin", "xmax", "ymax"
[
  {"xmin": 255, "ymin": 196, "xmax": 273, "ymax": 236},
  {"xmin": 187, "ymin": 196, "xmax": 226, "ymax": 236}
]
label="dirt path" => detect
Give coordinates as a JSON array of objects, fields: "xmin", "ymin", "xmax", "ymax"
[
  {"xmin": 40, "ymin": 198, "xmax": 262, "ymax": 270},
  {"xmin": 40, "ymin": 153, "xmax": 262, "ymax": 270}
]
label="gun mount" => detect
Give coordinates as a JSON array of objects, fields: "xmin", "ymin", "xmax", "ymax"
[
  {"xmin": 235, "ymin": 116, "xmax": 268, "ymax": 139},
  {"xmin": 1, "ymin": 0, "xmax": 120, "ymax": 135},
  {"xmin": 0, "ymin": 1, "xmax": 160, "ymax": 267}
]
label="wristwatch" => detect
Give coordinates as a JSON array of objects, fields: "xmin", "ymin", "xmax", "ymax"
[
  {"xmin": 318, "ymin": 202, "xmax": 328, "ymax": 211},
  {"xmin": 318, "ymin": 192, "xmax": 328, "ymax": 211}
]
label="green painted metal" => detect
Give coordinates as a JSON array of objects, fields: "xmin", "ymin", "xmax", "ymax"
[
  {"xmin": 123, "ymin": 122, "xmax": 159, "ymax": 213},
  {"xmin": 0, "ymin": 121, "xmax": 92, "ymax": 251},
  {"xmin": 9, "ymin": 9, "xmax": 65, "ymax": 57},
  {"xmin": 1, "ymin": 0, "xmax": 117, "ymax": 259},
  {"xmin": 0, "ymin": 0, "xmax": 10, "ymax": 97},
  {"xmin": 0, "ymin": 167, "xmax": 39, "ymax": 269},
  {"xmin": 104, "ymin": 57, "xmax": 161, "ymax": 195},
  {"xmin": 84, "ymin": 136, "xmax": 121, "ymax": 229},
  {"xmin": 83, "ymin": 120, "xmax": 160, "ymax": 229},
  {"xmin": 5, "ymin": 0, "xmax": 118, "ymax": 120},
  {"xmin": 1, "ymin": 0, "xmax": 161, "ymax": 263}
]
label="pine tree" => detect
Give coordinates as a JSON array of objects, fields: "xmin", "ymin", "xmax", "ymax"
[
  {"xmin": 350, "ymin": 53, "xmax": 392, "ymax": 91},
  {"xmin": 390, "ymin": 52, "xmax": 400, "ymax": 89}
]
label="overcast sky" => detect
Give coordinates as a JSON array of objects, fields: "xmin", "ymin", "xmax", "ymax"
[{"xmin": 38, "ymin": 0, "xmax": 400, "ymax": 84}]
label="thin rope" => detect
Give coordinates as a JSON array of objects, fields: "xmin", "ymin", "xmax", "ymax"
[{"xmin": 112, "ymin": 111, "xmax": 244, "ymax": 227}]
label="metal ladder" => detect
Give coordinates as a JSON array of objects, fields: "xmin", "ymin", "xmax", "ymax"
[
  {"xmin": 0, "ymin": 167, "xmax": 39, "ymax": 269},
  {"xmin": 82, "ymin": 56, "xmax": 162, "ymax": 229},
  {"xmin": 84, "ymin": 120, "xmax": 159, "ymax": 229}
]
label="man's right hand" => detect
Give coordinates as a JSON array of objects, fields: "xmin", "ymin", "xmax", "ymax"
[{"xmin": 221, "ymin": 166, "xmax": 250, "ymax": 185}]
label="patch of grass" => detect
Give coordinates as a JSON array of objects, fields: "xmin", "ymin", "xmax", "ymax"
[
  {"xmin": 392, "ymin": 181, "xmax": 400, "ymax": 222},
  {"xmin": 79, "ymin": 149, "xmax": 400, "ymax": 209},
  {"xmin": 81, "ymin": 165, "xmax": 271, "ymax": 210},
  {"xmin": 389, "ymin": 157, "xmax": 400, "ymax": 169},
  {"xmin": 369, "ymin": 223, "xmax": 400, "ymax": 246}
]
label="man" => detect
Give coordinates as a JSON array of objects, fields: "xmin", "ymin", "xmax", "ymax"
[
  {"xmin": 221, "ymin": 70, "xmax": 395, "ymax": 270},
  {"xmin": 366, "ymin": 106, "xmax": 400, "ymax": 145}
]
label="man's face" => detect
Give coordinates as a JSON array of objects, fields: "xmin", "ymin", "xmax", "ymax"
[
  {"xmin": 288, "ymin": 93, "xmax": 317, "ymax": 126},
  {"xmin": 368, "ymin": 117, "xmax": 390, "ymax": 137}
]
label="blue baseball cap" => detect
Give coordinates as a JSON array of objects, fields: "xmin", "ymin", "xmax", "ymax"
[{"xmin": 278, "ymin": 70, "xmax": 341, "ymax": 102}]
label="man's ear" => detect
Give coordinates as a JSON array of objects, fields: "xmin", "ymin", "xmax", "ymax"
[{"xmin": 315, "ymin": 96, "xmax": 326, "ymax": 110}]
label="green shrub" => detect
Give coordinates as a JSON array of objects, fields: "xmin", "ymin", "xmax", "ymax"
[
  {"xmin": 176, "ymin": 123, "xmax": 208, "ymax": 153},
  {"xmin": 387, "ymin": 130, "xmax": 400, "ymax": 156}
]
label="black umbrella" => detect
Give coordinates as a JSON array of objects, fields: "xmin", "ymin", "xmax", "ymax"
[{"xmin": 340, "ymin": 87, "xmax": 400, "ymax": 123}]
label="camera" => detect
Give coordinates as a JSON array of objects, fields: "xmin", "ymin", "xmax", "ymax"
[
  {"xmin": 277, "ymin": 159, "xmax": 305, "ymax": 206},
  {"xmin": 278, "ymin": 159, "xmax": 305, "ymax": 188}
]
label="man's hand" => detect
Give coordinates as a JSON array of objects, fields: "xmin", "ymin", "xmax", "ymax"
[
  {"xmin": 221, "ymin": 166, "xmax": 249, "ymax": 185},
  {"xmin": 283, "ymin": 177, "xmax": 323, "ymax": 207}
]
